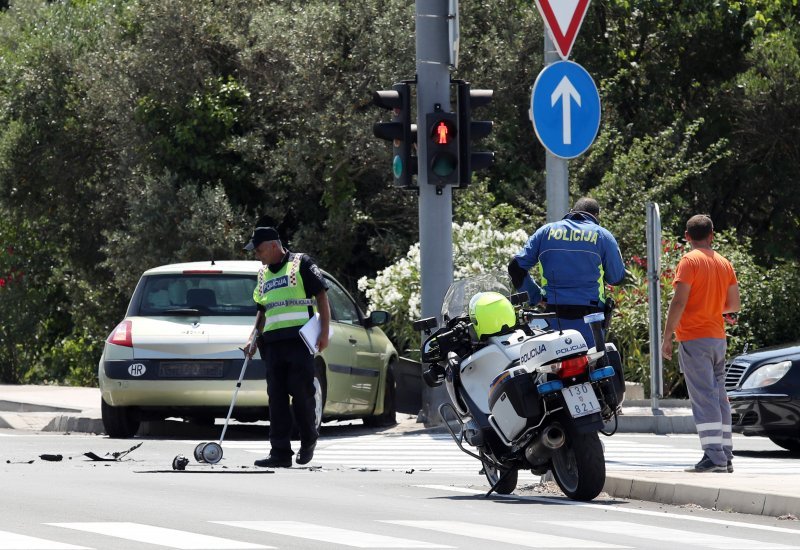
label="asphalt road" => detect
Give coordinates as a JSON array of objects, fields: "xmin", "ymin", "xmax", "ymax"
[{"xmin": 1, "ymin": 427, "xmax": 798, "ymax": 550}]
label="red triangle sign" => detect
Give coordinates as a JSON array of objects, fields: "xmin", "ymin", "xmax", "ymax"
[{"xmin": 534, "ymin": 0, "xmax": 591, "ymax": 60}]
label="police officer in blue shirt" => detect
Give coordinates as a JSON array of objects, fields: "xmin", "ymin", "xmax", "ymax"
[{"xmin": 508, "ymin": 197, "xmax": 625, "ymax": 349}]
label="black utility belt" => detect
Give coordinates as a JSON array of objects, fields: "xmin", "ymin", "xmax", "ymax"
[{"xmin": 544, "ymin": 304, "xmax": 603, "ymax": 320}]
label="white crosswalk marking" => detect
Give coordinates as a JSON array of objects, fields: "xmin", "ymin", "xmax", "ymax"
[
  {"xmin": 228, "ymin": 433, "xmax": 800, "ymax": 476},
  {"xmin": 46, "ymin": 522, "xmax": 270, "ymax": 549},
  {"xmin": 230, "ymin": 434, "xmax": 500, "ymax": 477},
  {"xmin": 548, "ymin": 521, "xmax": 800, "ymax": 550},
  {"xmin": 0, "ymin": 530, "xmax": 88, "ymax": 550},
  {"xmin": 214, "ymin": 521, "xmax": 451, "ymax": 548},
  {"xmin": 382, "ymin": 521, "xmax": 626, "ymax": 548},
  {"xmin": 2, "ymin": 517, "xmax": 796, "ymax": 549}
]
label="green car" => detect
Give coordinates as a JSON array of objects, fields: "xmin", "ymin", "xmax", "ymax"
[{"xmin": 98, "ymin": 260, "xmax": 398, "ymax": 438}]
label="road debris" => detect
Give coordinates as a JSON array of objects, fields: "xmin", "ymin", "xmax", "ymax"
[
  {"xmin": 172, "ymin": 454, "xmax": 190, "ymax": 471},
  {"xmin": 84, "ymin": 442, "xmax": 143, "ymax": 462},
  {"xmin": 39, "ymin": 454, "xmax": 63, "ymax": 462}
]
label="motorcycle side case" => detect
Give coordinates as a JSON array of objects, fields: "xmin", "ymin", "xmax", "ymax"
[
  {"xmin": 488, "ymin": 366, "xmax": 541, "ymax": 418},
  {"xmin": 487, "ymin": 366, "xmax": 541, "ymax": 441},
  {"xmin": 460, "ymin": 329, "xmax": 528, "ymax": 414},
  {"xmin": 599, "ymin": 344, "xmax": 625, "ymax": 408}
]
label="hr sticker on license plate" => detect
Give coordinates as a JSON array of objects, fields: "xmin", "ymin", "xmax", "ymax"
[{"xmin": 561, "ymin": 383, "xmax": 601, "ymax": 418}]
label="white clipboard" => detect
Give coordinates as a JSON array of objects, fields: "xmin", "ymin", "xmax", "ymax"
[{"xmin": 299, "ymin": 313, "xmax": 332, "ymax": 355}]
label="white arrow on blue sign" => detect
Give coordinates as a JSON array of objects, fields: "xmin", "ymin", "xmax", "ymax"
[{"xmin": 530, "ymin": 60, "xmax": 600, "ymax": 159}]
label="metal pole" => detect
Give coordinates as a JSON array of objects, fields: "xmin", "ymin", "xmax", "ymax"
[
  {"xmin": 646, "ymin": 202, "xmax": 663, "ymax": 413},
  {"xmin": 417, "ymin": 0, "xmax": 453, "ymax": 426},
  {"xmin": 544, "ymin": 30, "xmax": 569, "ymax": 222}
]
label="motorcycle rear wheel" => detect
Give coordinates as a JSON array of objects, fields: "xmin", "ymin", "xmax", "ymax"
[
  {"xmin": 551, "ymin": 429, "xmax": 605, "ymax": 501},
  {"xmin": 480, "ymin": 451, "xmax": 518, "ymax": 495}
]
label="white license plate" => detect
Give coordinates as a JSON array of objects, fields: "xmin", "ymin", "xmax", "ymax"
[{"xmin": 561, "ymin": 383, "xmax": 601, "ymax": 418}]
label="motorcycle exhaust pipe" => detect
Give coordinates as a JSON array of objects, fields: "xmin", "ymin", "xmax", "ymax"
[
  {"xmin": 542, "ymin": 424, "xmax": 565, "ymax": 450},
  {"xmin": 524, "ymin": 424, "xmax": 566, "ymax": 467}
]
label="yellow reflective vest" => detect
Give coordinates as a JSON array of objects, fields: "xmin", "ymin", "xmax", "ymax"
[{"xmin": 253, "ymin": 254, "xmax": 315, "ymax": 333}]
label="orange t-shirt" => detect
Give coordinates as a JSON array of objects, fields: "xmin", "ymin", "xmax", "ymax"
[{"xmin": 673, "ymin": 248, "xmax": 737, "ymax": 341}]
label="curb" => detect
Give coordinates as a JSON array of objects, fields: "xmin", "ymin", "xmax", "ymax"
[
  {"xmin": 615, "ymin": 414, "xmax": 696, "ymax": 434},
  {"xmin": 44, "ymin": 415, "xmax": 105, "ymax": 434},
  {"xmin": 604, "ymin": 474, "xmax": 800, "ymax": 518}
]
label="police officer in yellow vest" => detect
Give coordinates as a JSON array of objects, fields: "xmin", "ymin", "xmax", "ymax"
[{"xmin": 244, "ymin": 224, "xmax": 331, "ymax": 468}]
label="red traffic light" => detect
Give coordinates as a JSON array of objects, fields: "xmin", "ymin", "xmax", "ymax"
[{"xmin": 431, "ymin": 119, "xmax": 455, "ymax": 145}]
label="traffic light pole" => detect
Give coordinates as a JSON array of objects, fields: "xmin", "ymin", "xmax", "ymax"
[
  {"xmin": 416, "ymin": 0, "xmax": 452, "ymax": 425},
  {"xmin": 544, "ymin": 30, "xmax": 569, "ymax": 222}
]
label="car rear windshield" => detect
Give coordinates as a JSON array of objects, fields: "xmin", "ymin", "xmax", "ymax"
[{"xmin": 133, "ymin": 274, "xmax": 258, "ymax": 317}]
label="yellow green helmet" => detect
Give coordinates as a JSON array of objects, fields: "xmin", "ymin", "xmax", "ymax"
[{"xmin": 468, "ymin": 291, "xmax": 516, "ymax": 339}]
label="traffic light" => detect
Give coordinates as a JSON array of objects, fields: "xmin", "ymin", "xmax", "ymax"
[
  {"xmin": 425, "ymin": 105, "xmax": 459, "ymax": 186},
  {"xmin": 456, "ymin": 81, "xmax": 494, "ymax": 188},
  {"xmin": 372, "ymin": 82, "xmax": 417, "ymax": 188}
]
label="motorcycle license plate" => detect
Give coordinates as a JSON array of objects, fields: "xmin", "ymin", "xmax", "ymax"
[{"xmin": 562, "ymin": 383, "xmax": 601, "ymax": 418}]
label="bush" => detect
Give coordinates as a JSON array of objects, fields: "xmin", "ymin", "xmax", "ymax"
[{"xmin": 358, "ymin": 216, "xmax": 528, "ymax": 358}]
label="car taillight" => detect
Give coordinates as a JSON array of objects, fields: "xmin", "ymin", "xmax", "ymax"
[
  {"xmin": 107, "ymin": 320, "xmax": 133, "ymax": 347},
  {"xmin": 182, "ymin": 270, "xmax": 223, "ymax": 274},
  {"xmin": 557, "ymin": 355, "xmax": 588, "ymax": 379}
]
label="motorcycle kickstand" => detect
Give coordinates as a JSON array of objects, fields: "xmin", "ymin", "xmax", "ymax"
[{"xmin": 485, "ymin": 467, "xmax": 514, "ymax": 498}]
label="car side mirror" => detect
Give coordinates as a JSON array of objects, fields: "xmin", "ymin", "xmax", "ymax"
[{"xmin": 367, "ymin": 310, "xmax": 391, "ymax": 327}]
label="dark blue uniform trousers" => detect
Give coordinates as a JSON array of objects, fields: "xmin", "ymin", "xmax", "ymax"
[{"xmin": 260, "ymin": 337, "xmax": 318, "ymax": 457}]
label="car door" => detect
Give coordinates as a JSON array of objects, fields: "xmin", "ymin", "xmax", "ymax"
[{"xmin": 324, "ymin": 277, "xmax": 381, "ymax": 412}]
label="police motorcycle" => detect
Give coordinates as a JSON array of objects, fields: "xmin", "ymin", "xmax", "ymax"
[{"xmin": 413, "ymin": 273, "xmax": 625, "ymax": 501}]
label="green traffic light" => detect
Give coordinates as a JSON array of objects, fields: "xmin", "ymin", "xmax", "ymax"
[
  {"xmin": 392, "ymin": 155, "xmax": 403, "ymax": 179},
  {"xmin": 431, "ymin": 153, "xmax": 457, "ymax": 177}
]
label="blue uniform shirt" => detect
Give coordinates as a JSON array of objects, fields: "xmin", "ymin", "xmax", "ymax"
[{"xmin": 514, "ymin": 212, "xmax": 625, "ymax": 308}]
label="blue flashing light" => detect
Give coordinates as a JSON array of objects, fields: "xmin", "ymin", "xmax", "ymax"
[
  {"xmin": 537, "ymin": 380, "xmax": 564, "ymax": 395},
  {"xmin": 589, "ymin": 366, "xmax": 615, "ymax": 382}
]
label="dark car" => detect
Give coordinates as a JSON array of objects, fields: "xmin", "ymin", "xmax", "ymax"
[{"xmin": 725, "ymin": 342, "xmax": 800, "ymax": 453}]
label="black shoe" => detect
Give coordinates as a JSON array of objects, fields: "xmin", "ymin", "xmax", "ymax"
[
  {"xmin": 254, "ymin": 454, "xmax": 292, "ymax": 468},
  {"xmin": 296, "ymin": 442, "xmax": 316, "ymax": 465},
  {"xmin": 685, "ymin": 455, "xmax": 727, "ymax": 473},
  {"xmin": 727, "ymin": 460, "xmax": 733, "ymax": 473}
]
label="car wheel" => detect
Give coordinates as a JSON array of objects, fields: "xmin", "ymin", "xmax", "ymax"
[
  {"xmin": 313, "ymin": 361, "xmax": 327, "ymax": 432},
  {"xmin": 363, "ymin": 362, "xmax": 397, "ymax": 428},
  {"xmin": 769, "ymin": 436, "xmax": 800, "ymax": 454},
  {"xmin": 291, "ymin": 362, "xmax": 326, "ymax": 440},
  {"xmin": 101, "ymin": 398, "xmax": 140, "ymax": 438},
  {"xmin": 187, "ymin": 414, "xmax": 216, "ymax": 427}
]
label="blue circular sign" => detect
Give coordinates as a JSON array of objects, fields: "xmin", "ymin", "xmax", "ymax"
[{"xmin": 531, "ymin": 61, "xmax": 601, "ymax": 159}]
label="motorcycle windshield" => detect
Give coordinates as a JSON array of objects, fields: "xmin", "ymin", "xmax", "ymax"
[{"xmin": 441, "ymin": 271, "xmax": 514, "ymax": 322}]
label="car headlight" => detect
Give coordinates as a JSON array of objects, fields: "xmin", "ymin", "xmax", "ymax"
[{"xmin": 741, "ymin": 360, "xmax": 793, "ymax": 389}]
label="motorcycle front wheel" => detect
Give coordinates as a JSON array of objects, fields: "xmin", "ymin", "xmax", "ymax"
[
  {"xmin": 551, "ymin": 429, "xmax": 605, "ymax": 501},
  {"xmin": 479, "ymin": 451, "xmax": 518, "ymax": 495}
]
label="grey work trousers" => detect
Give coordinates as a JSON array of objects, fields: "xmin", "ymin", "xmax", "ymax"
[{"xmin": 678, "ymin": 338, "xmax": 733, "ymax": 466}]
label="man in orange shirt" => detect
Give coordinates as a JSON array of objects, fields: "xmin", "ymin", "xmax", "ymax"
[{"xmin": 661, "ymin": 215, "xmax": 741, "ymax": 473}]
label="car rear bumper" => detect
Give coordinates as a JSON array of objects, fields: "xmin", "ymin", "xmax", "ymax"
[
  {"xmin": 729, "ymin": 392, "xmax": 800, "ymax": 437},
  {"xmin": 100, "ymin": 358, "xmax": 268, "ymax": 407}
]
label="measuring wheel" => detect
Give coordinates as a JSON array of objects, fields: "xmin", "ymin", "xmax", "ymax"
[
  {"xmin": 200, "ymin": 441, "xmax": 223, "ymax": 465},
  {"xmin": 193, "ymin": 442, "xmax": 208, "ymax": 463}
]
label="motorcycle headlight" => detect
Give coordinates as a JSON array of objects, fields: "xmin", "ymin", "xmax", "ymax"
[{"xmin": 741, "ymin": 360, "xmax": 792, "ymax": 389}]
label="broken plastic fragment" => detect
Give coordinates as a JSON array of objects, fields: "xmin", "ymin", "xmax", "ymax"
[
  {"xmin": 85, "ymin": 442, "xmax": 143, "ymax": 462},
  {"xmin": 39, "ymin": 454, "xmax": 63, "ymax": 462}
]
